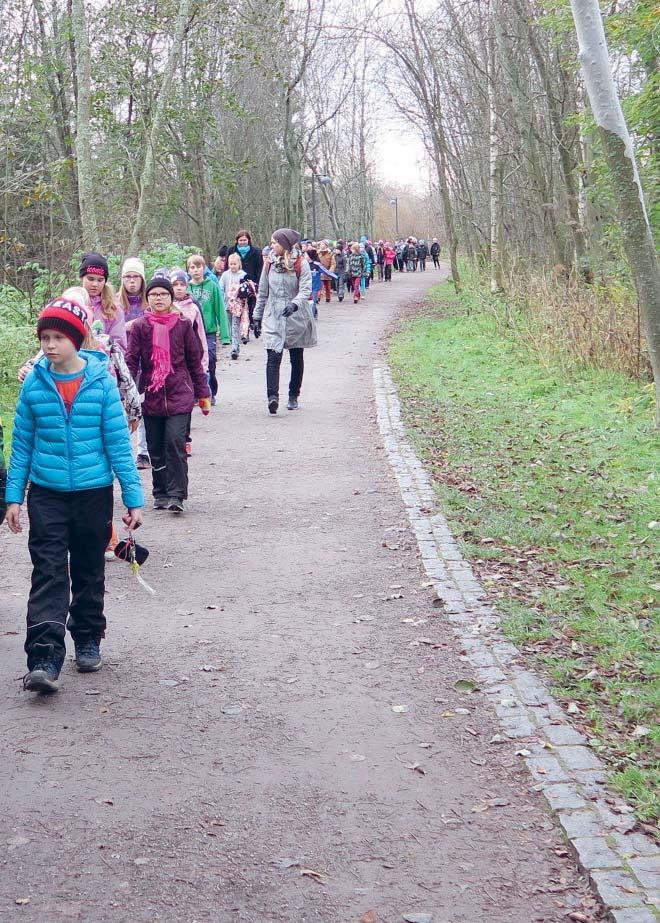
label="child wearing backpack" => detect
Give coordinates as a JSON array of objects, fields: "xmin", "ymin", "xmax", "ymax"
[
  {"xmin": 347, "ymin": 243, "xmax": 366, "ymax": 303},
  {"xmin": 5, "ymin": 296, "xmax": 144, "ymax": 694}
]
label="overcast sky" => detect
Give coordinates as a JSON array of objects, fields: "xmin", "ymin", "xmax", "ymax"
[{"xmin": 373, "ymin": 122, "xmax": 431, "ymax": 195}]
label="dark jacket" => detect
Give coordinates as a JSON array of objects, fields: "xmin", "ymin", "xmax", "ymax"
[
  {"xmin": 417, "ymin": 243, "xmax": 429, "ymax": 259},
  {"xmin": 227, "ymin": 244, "xmax": 264, "ymax": 286},
  {"xmin": 126, "ymin": 315, "xmax": 210, "ymax": 417},
  {"xmin": 430, "ymin": 241, "xmax": 440, "ymax": 257}
]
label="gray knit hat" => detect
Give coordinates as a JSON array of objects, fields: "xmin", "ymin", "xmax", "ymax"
[{"xmin": 272, "ymin": 228, "xmax": 301, "ymax": 251}]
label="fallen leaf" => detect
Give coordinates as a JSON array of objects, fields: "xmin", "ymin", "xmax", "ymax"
[
  {"xmin": 441, "ymin": 710, "xmax": 455, "ymax": 718},
  {"xmin": 300, "ymin": 868, "xmax": 326, "ymax": 884},
  {"xmin": 361, "ymin": 912, "xmax": 378, "ymax": 923},
  {"xmin": 454, "ymin": 679, "xmax": 478, "ymax": 693},
  {"xmin": 568, "ymin": 913, "xmax": 589, "ymax": 922}
]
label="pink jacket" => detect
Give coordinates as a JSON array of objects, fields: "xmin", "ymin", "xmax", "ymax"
[
  {"xmin": 174, "ymin": 297, "xmax": 209, "ymax": 373},
  {"xmin": 384, "ymin": 247, "xmax": 396, "ymax": 266}
]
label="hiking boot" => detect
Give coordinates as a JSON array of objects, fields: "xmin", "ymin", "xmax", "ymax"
[
  {"xmin": 231, "ymin": 351, "xmax": 238, "ymax": 360},
  {"xmin": 168, "ymin": 498, "xmax": 184, "ymax": 513},
  {"xmin": 136, "ymin": 454, "xmax": 151, "ymax": 470},
  {"xmin": 241, "ymin": 336, "xmax": 248, "ymax": 345},
  {"xmin": 185, "ymin": 441, "xmax": 192, "ymax": 457},
  {"xmin": 23, "ymin": 661, "xmax": 60, "ymax": 693},
  {"xmin": 74, "ymin": 639, "xmax": 102, "ymax": 673},
  {"xmin": 287, "ymin": 397, "xmax": 299, "ymax": 411},
  {"xmin": 268, "ymin": 398, "xmax": 279, "ymax": 415},
  {"xmin": 153, "ymin": 497, "xmax": 168, "ymax": 510}
]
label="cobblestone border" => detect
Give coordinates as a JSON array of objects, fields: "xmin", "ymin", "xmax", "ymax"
[{"xmin": 374, "ymin": 365, "xmax": 659, "ymax": 923}]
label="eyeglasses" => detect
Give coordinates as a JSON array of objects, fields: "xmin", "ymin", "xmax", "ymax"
[{"xmin": 148, "ymin": 292, "xmax": 170, "ymax": 300}]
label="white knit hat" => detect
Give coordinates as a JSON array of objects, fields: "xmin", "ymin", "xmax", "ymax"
[{"xmin": 121, "ymin": 257, "xmax": 145, "ymax": 281}]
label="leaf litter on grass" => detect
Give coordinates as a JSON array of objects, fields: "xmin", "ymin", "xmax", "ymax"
[{"xmin": 389, "ymin": 288, "xmax": 660, "ymax": 825}]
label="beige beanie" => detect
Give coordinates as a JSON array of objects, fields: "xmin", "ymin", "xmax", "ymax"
[{"xmin": 121, "ymin": 257, "xmax": 145, "ymax": 281}]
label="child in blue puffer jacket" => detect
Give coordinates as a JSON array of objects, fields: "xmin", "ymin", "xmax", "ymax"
[{"xmin": 5, "ymin": 297, "xmax": 145, "ymax": 694}]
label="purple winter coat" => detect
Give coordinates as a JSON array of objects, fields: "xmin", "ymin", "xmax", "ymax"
[{"xmin": 125, "ymin": 314, "xmax": 210, "ymax": 417}]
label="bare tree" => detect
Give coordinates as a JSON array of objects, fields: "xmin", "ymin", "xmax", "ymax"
[{"xmin": 70, "ymin": 0, "xmax": 99, "ymax": 248}]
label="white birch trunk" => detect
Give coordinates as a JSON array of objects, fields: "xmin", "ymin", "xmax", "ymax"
[
  {"xmin": 570, "ymin": 0, "xmax": 660, "ymax": 425},
  {"xmin": 488, "ymin": 3, "xmax": 505, "ymax": 293}
]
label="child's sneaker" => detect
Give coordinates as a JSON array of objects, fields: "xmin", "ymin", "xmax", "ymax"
[
  {"xmin": 105, "ymin": 523, "xmax": 119, "ymax": 561},
  {"xmin": 136, "ymin": 454, "xmax": 151, "ymax": 470},
  {"xmin": 168, "ymin": 498, "xmax": 184, "ymax": 513},
  {"xmin": 74, "ymin": 639, "xmax": 102, "ymax": 673},
  {"xmin": 185, "ymin": 441, "xmax": 192, "ymax": 457},
  {"xmin": 23, "ymin": 661, "xmax": 60, "ymax": 693},
  {"xmin": 153, "ymin": 497, "xmax": 168, "ymax": 510}
]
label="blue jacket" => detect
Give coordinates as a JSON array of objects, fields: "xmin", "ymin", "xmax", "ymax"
[{"xmin": 6, "ymin": 351, "xmax": 144, "ymax": 509}]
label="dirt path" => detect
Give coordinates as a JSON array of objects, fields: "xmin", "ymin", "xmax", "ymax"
[{"xmin": 0, "ymin": 270, "xmax": 596, "ymax": 922}]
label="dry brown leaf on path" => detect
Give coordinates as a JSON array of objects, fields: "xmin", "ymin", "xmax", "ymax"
[
  {"xmin": 300, "ymin": 868, "xmax": 326, "ymax": 884},
  {"xmin": 360, "ymin": 911, "xmax": 378, "ymax": 923}
]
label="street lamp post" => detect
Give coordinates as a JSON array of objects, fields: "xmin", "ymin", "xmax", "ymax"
[
  {"xmin": 389, "ymin": 197, "xmax": 399, "ymax": 236},
  {"xmin": 312, "ymin": 173, "xmax": 332, "ymax": 240}
]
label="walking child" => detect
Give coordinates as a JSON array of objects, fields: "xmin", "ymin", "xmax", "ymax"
[
  {"xmin": 79, "ymin": 252, "xmax": 127, "ymax": 350},
  {"xmin": 126, "ymin": 277, "xmax": 210, "ymax": 513},
  {"xmin": 347, "ymin": 243, "xmax": 367, "ymax": 303},
  {"xmin": 219, "ymin": 254, "xmax": 255, "ymax": 360},
  {"xmin": 187, "ymin": 253, "xmax": 230, "ymax": 405},
  {"xmin": 5, "ymin": 296, "xmax": 144, "ymax": 693}
]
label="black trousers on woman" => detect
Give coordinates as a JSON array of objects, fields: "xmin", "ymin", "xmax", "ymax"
[{"xmin": 267, "ymin": 348, "xmax": 304, "ymax": 401}]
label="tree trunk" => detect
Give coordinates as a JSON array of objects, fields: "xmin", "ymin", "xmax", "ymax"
[
  {"xmin": 128, "ymin": 0, "xmax": 191, "ymax": 254},
  {"xmin": 70, "ymin": 0, "xmax": 99, "ymax": 249},
  {"xmin": 488, "ymin": 4, "xmax": 505, "ymax": 293},
  {"xmin": 570, "ymin": 0, "xmax": 660, "ymax": 424}
]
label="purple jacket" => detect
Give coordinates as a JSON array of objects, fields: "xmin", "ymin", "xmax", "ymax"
[{"xmin": 125, "ymin": 315, "xmax": 210, "ymax": 417}]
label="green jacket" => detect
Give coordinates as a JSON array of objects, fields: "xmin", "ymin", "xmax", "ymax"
[
  {"xmin": 189, "ymin": 278, "xmax": 230, "ymax": 344},
  {"xmin": 0, "ymin": 418, "xmax": 6, "ymax": 519}
]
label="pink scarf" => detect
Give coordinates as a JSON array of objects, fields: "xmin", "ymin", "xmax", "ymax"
[{"xmin": 146, "ymin": 311, "xmax": 179, "ymax": 392}]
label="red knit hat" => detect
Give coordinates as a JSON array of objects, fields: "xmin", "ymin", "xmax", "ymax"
[{"xmin": 36, "ymin": 298, "xmax": 88, "ymax": 350}]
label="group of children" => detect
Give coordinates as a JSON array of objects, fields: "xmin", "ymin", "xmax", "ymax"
[
  {"xmin": 0, "ymin": 246, "xmax": 260, "ymax": 694},
  {"xmin": 0, "ymin": 225, "xmax": 430, "ymax": 695}
]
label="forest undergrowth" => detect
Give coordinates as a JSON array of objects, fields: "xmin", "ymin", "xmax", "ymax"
[{"xmin": 390, "ymin": 276, "xmax": 659, "ymax": 828}]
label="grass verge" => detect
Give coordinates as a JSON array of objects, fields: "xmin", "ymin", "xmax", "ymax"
[{"xmin": 389, "ymin": 281, "xmax": 659, "ymax": 828}]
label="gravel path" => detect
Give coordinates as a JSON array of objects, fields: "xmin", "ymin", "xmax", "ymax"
[{"xmin": 0, "ymin": 268, "xmax": 597, "ymax": 922}]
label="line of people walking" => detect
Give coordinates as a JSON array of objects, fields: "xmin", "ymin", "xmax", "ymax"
[{"xmin": 0, "ymin": 225, "xmax": 441, "ymax": 695}]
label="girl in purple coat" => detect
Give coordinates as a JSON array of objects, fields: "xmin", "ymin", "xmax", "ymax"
[{"xmin": 126, "ymin": 277, "xmax": 211, "ymax": 513}]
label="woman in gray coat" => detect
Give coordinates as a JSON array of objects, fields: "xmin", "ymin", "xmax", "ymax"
[{"xmin": 253, "ymin": 228, "xmax": 315, "ymax": 414}]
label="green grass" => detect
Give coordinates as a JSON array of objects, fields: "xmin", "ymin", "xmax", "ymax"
[{"xmin": 389, "ymin": 282, "xmax": 660, "ymax": 825}]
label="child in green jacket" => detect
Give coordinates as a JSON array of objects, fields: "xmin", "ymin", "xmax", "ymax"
[{"xmin": 186, "ymin": 254, "xmax": 230, "ymax": 404}]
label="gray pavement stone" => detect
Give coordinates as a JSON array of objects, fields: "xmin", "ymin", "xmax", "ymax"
[
  {"xmin": 610, "ymin": 907, "xmax": 659, "ymax": 923},
  {"xmin": 555, "ymin": 745, "xmax": 602, "ymax": 772},
  {"xmin": 512, "ymin": 670, "xmax": 552, "ymax": 705},
  {"xmin": 543, "ymin": 783, "xmax": 588, "ymax": 811},
  {"xmin": 572, "ymin": 836, "xmax": 622, "ymax": 870},
  {"xmin": 474, "ymin": 665, "xmax": 508, "ymax": 685},
  {"xmin": 526, "ymin": 754, "xmax": 569, "ymax": 783},
  {"xmin": 558, "ymin": 809, "xmax": 604, "ymax": 839},
  {"xmin": 612, "ymin": 833, "xmax": 660, "ymax": 859},
  {"xmin": 590, "ymin": 869, "xmax": 645, "ymax": 908},
  {"xmin": 627, "ymin": 857, "xmax": 660, "ymax": 891},
  {"xmin": 539, "ymin": 723, "xmax": 588, "ymax": 746},
  {"xmin": 499, "ymin": 714, "xmax": 536, "ymax": 738}
]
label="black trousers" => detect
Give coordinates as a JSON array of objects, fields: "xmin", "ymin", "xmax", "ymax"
[
  {"xmin": 385, "ymin": 265, "xmax": 392, "ymax": 281},
  {"xmin": 25, "ymin": 484, "xmax": 112, "ymax": 669},
  {"xmin": 266, "ymin": 348, "xmax": 304, "ymax": 400},
  {"xmin": 432, "ymin": 255, "xmax": 440, "ymax": 268},
  {"xmin": 144, "ymin": 413, "xmax": 190, "ymax": 501}
]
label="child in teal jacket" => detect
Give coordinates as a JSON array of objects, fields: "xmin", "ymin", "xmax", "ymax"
[{"xmin": 5, "ymin": 296, "xmax": 144, "ymax": 694}]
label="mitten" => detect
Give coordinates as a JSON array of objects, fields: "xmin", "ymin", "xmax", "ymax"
[{"xmin": 199, "ymin": 397, "xmax": 211, "ymax": 416}]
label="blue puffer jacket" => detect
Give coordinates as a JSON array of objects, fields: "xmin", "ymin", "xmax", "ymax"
[{"xmin": 6, "ymin": 351, "xmax": 144, "ymax": 509}]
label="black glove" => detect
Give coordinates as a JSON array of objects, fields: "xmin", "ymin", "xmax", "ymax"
[
  {"xmin": 253, "ymin": 319, "xmax": 262, "ymax": 338},
  {"xmin": 282, "ymin": 302, "xmax": 298, "ymax": 318}
]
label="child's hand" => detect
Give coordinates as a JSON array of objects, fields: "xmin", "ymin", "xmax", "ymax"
[
  {"xmin": 123, "ymin": 508, "xmax": 143, "ymax": 531},
  {"xmin": 5, "ymin": 503, "xmax": 22, "ymax": 533},
  {"xmin": 17, "ymin": 364, "xmax": 32, "ymax": 383},
  {"xmin": 199, "ymin": 398, "xmax": 211, "ymax": 416}
]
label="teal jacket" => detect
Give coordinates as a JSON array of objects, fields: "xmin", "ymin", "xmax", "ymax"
[
  {"xmin": 0, "ymin": 418, "xmax": 6, "ymax": 518},
  {"xmin": 6, "ymin": 351, "xmax": 144, "ymax": 508}
]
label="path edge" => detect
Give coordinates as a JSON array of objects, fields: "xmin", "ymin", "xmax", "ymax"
[{"xmin": 373, "ymin": 363, "xmax": 659, "ymax": 923}]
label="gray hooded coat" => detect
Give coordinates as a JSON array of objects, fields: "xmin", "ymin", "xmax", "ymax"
[{"xmin": 254, "ymin": 256, "xmax": 315, "ymax": 353}]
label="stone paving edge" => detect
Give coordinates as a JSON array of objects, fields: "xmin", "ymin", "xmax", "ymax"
[{"xmin": 373, "ymin": 364, "xmax": 659, "ymax": 922}]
